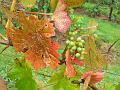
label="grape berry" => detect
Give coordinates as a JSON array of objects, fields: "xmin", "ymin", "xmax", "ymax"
[{"xmin": 66, "ymin": 31, "xmax": 86, "ymax": 60}]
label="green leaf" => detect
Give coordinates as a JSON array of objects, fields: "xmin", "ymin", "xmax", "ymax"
[
  {"xmin": 16, "ymin": 77, "xmax": 37, "ymax": 90},
  {"xmin": 19, "ymin": 0, "xmax": 36, "ymax": 7},
  {"xmin": 48, "ymin": 65, "xmax": 65, "ymax": 84},
  {"xmin": 104, "ymin": 83, "xmax": 115, "ymax": 90},
  {"xmin": 8, "ymin": 58, "xmax": 37, "ymax": 90},
  {"xmin": 48, "ymin": 65, "xmax": 79, "ymax": 90},
  {"xmin": 115, "ymin": 83, "xmax": 120, "ymax": 90},
  {"xmin": 49, "ymin": 77, "xmax": 79, "ymax": 90}
]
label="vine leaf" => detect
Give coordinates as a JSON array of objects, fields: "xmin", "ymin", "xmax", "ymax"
[
  {"xmin": 64, "ymin": 0, "xmax": 85, "ymax": 7},
  {"xmin": 8, "ymin": 58, "xmax": 37, "ymax": 90},
  {"xmin": 19, "ymin": 0, "xmax": 36, "ymax": 7},
  {"xmin": 50, "ymin": 0, "xmax": 58, "ymax": 10},
  {"xmin": 11, "ymin": 12, "xmax": 60, "ymax": 71},
  {"xmin": 88, "ymin": 20, "xmax": 98, "ymax": 34},
  {"xmin": 84, "ymin": 35, "xmax": 107, "ymax": 71},
  {"xmin": 64, "ymin": 50, "xmax": 76, "ymax": 78},
  {"xmin": 115, "ymin": 83, "xmax": 120, "ymax": 90},
  {"xmin": 64, "ymin": 50, "xmax": 84, "ymax": 78},
  {"xmin": 81, "ymin": 71, "xmax": 103, "ymax": 90},
  {"xmin": 48, "ymin": 65, "xmax": 79, "ymax": 90},
  {"xmin": 53, "ymin": 0, "xmax": 72, "ymax": 33}
]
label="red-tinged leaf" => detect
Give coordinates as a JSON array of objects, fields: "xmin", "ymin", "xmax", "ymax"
[
  {"xmin": 55, "ymin": 0, "xmax": 67, "ymax": 12},
  {"xmin": 81, "ymin": 71, "xmax": 93, "ymax": 80},
  {"xmin": 90, "ymin": 72, "xmax": 103, "ymax": 84},
  {"xmin": 65, "ymin": 50, "xmax": 72, "ymax": 63},
  {"xmin": 64, "ymin": 64, "xmax": 76, "ymax": 78},
  {"xmin": 64, "ymin": 50, "xmax": 76, "ymax": 78},
  {"xmin": 53, "ymin": 0, "xmax": 72, "ymax": 33},
  {"xmin": 73, "ymin": 58, "xmax": 84, "ymax": 66},
  {"xmin": 53, "ymin": 11, "xmax": 72, "ymax": 33},
  {"xmin": 81, "ymin": 71, "xmax": 103, "ymax": 85}
]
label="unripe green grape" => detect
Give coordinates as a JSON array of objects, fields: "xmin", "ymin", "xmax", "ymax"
[
  {"xmin": 75, "ymin": 42, "xmax": 79, "ymax": 45},
  {"xmin": 81, "ymin": 51, "xmax": 86, "ymax": 55},
  {"xmin": 75, "ymin": 53, "xmax": 81, "ymax": 58},
  {"xmin": 81, "ymin": 48, "xmax": 85, "ymax": 51},
  {"xmin": 66, "ymin": 40, "xmax": 70, "ymax": 44},
  {"xmin": 80, "ymin": 55, "xmax": 84, "ymax": 60},
  {"xmin": 94, "ymin": 34, "xmax": 98, "ymax": 38},
  {"xmin": 70, "ymin": 37, "xmax": 74, "ymax": 40},
  {"xmin": 77, "ymin": 47, "xmax": 82, "ymax": 52},
  {"xmin": 81, "ymin": 40, "xmax": 85, "ymax": 44},
  {"xmin": 69, "ymin": 32, "xmax": 73, "ymax": 36},
  {"xmin": 78, "ymin": 42, "xmax": 83, "ymax": 47},
  {"xmin": 71, "ymin": 46, "xmax": 77, "ymax": 51},
  {"xmin": 72, "ymin": 32, "xmax": 77, "ymax": 36},
  {"xmin": 77, "ymin": 37, "xmax": 82, "ymax": 41},
  {"xmin": 67, "ymin": 45, "xmax": 71, "ymax": 49},
  {"xmin": 69, "ymin": 41, "xmax": 75, "ymax": 46},
  {"xmin": 70, "ymin": 49, "xmax": 74, "ymax": 54}
]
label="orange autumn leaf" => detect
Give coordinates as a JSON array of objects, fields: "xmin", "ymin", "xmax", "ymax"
[{"xmin": 11, "ymin": 12, "xmax": 60, "ymax": 71}]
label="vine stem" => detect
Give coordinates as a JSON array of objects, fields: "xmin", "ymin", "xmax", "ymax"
[
  {"xmin": 0, "ymin": 33, "xmax": 7, "ymax": 40},
  {"xmin": 107, "ymin": 39, "xmax": 120, "ymax": 53},
  {"xmin": 17, "ymin": 11, "xmax": 53, "ymax": 16},
  {"xmin": 5, "ymin": 0, "xmax": 16, "ymax": 29}
]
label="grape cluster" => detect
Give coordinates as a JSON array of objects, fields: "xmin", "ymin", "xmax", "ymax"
[{"xmin": 66, "ymin": 31, "xmax": 86, "ymax": 60}]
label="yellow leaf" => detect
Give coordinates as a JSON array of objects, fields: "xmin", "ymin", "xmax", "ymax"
[
  {"xmin": 84, "ymin": 36, "xmax": 107, "ymax": 71},
  {"xmin": 88, "ymin": 20, "xmax": 98, "ymax": 34},
  {"xmin": 50, "ymin": 0, "xmax": 58, "ymax": 10},
  {"xmin": 20, "ymin": 0, "xmax": 36, "ymax": 7}
]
